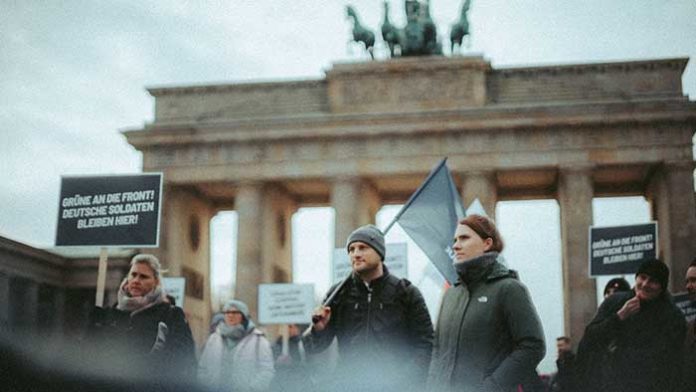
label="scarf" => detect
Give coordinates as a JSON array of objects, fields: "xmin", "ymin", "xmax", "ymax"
[
  {"xmin": 454, "ymin": 252, "xmax": 498, "ymax": 285},
  {"xmin": 219, "ymin": 322, "xmax": 248, "ymax": 340},
  {"xmin": 216, "ymin": 322, "xmax": 251, "ymax": 359},
  {"xmin": 116, "ymin": 278, "xmax": 165, "ymax": 315}
]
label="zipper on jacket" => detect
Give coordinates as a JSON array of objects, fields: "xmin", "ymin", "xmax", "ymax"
[{"xmin": 365, "ymin": 282, "xmax": 373, "ymax": 344}]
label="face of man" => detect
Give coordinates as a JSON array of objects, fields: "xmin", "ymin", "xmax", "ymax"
[
  {"xmin": 556, "ymin": 339, "xmax": 571, "ymax": 357},
  {"xmin": 634, "ymin": 273, "xmax": 662, "ymax": 301},
  {"xmin": 224, "ymin": 308, "xmax": 244, "ymax": 326},
  {"xmin": 452, "ymin": 223, "xmax": 493, "ymax": 263},
  {"xmin": 349, "ymin": 241, "xmax": 382, "ymax": 275},
  {"xmin": 288, "ymin": 324, "xmax": 300, "ymax": 337},
  {"xmin": 685, "ymin": 266, "xmax": 696, "ymax": 301},
  {"xmin": 126, "ymin": 262, "xmax": 158, "ymax": 297}
]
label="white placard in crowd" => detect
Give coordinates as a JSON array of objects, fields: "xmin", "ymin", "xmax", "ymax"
[
  {"xmin": 332, "ymin": 242, "xmax": 409, "ymax": 284},
  {"xmin": 162, "ymin": 277, "xmax": 186, "ymax": 308},
  {"xmin": 258, "ymin": 283, "xmax": 315, "ymax": 325}
]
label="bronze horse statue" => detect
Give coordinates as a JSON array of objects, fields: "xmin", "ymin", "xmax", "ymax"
[
  {"xmin": 450, "ymin": 0, "xmax": 471, "ymax": 54},
  {"xmin": 381, "ymin": 1, "xmax": 401, "ymax": 57},
  {"xmin": 346, "ymin": 5, "xmax": 375, "ymax": 59}
]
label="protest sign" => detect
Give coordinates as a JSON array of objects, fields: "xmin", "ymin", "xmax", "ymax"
[
  {"xmin": 162, "ymin": 277, "xmax": 186, "ymax": 308},
  {"xmin": 258, "ymin": 283, "xmax": 315, "ymax": 325},
  {"xmin": 589, "ymin": 222, "xmax": 658, "ymax": 276},
  {"xmin": 55, "ymin": 173, "xmax": 162, "ymax": 247},
  {"xmin": 332, "ymin": 243, "xmax": 408, "ymax": 284},
  {"xmin": 674, "ymin": 292, "xmax": 696, "ymax": 323}
]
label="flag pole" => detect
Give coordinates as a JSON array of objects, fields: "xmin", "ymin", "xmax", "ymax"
[
  {"xmin": 382, "ymin": 157, "xmax": 448, "ymax": 234},
  {"xmin": 314, "ymin": 157, "xmax": 449, "ymax": 321}
]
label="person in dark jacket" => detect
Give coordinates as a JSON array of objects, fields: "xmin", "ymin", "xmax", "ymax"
[
  {"xmin": 428, "ymin": 214, "xmax": 546, "ymax": 392},
  {"xmin": 681, "ymin": 258, "xmax": 696, "ymax": 392},
  {"xmin": 575, "ymin": 259, "xmax": 686, "ymax": 392},
  {"xmin": 550, "ymin": 336, "xmax": 576, "ymax": 392},
  {"xmin": 271, "ymin": 323, "xmax": 311, "ymax": 391},
  {"xmin": 87, "ymin": 254, "xmax": 197, "ymax": 385},
  {"xmin": 603, "ymin": 277, "xmax": 631, "ymax": 299},
  {"xmin": 304, "ymin": 224, "xmax": 433, "ymax": 392}
]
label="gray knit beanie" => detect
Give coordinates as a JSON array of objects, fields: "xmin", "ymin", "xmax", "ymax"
[
  {"xmin": 346, "ymin": 224, "xmax": 386, "ymax": 261},
  {"xmin": 222, "ymin": 299, "xmax": 250, "ymax": 320}
]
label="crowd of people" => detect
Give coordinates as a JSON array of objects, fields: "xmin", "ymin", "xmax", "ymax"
[{"xmin": 5, "ymin": 215, "xmax": 694, "ymax": 391}]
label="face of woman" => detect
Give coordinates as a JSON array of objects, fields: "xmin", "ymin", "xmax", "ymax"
[
  {"xmin": 224, "ymin": 309, "xmax": 244, "ymax": 326},
  {"xmin": 452, "ymin": 223, "xmax": 493, "ymax": 263},
  {"xmin": 126, "ymin": 262, "xmax": 158, "ymax": 297}
]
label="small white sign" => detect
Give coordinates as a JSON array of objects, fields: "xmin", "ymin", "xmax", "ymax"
[
  {"xmin": 258, "ymin": 283, "xmax": 315, "ymax": 325},
  {"xmin": 162, "ymin": 277, "xmax": 186, "ymax": 308},
  {"xmin": 332, "ymin": 242, "xmax": 409, "ymax": 284}
]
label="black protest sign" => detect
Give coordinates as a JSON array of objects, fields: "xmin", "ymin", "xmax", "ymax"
[
  {"xmin": 673, "ymin": 292, "xmax": 696, "ymax": 323},
  {"xmin": 55, "ymin": 173, "xmax": 162, "ymax": 247},
  {"xmin": 589, "ymin": 222, "xmax": 657, "ymax": 276}
]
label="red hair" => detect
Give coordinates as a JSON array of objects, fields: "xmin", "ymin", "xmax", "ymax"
[{"xmin": 458, "ymin": 214, "xmax": 504, "ymax": 253}]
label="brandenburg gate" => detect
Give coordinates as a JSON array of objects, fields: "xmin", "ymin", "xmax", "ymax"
[{"xmin": 124, "ymin": 56, "xmax": 696, "ymax": 346}]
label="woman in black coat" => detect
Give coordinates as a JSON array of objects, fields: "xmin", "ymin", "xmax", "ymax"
[{"xmin": 88, "ymin": 254, "xmax": 197, "ymax": 385}]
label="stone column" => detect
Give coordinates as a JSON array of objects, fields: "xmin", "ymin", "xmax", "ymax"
[
  {"xmin": 647, "ymin": 161, "xmax": 696, "ymax": 291},
  {"xmin": 331, "ymin": 177, "xmax": 380, "ymax": 248},
  {"xmin": 20, "ymin": 279, "xmax": 40, "ymax": 334},
  {"xmin": 259, "ymin": 184, "xmax": 298, "ymax": 285},
  {"xmin": 53, "ymin": 287, "xmax": 66, "ymax": 336},
  {"xmin": 235, "ymin": 182, "xmax": 264, "ymax": 319},
  {"xmin": 558, "ymin": 167, "xmax": 597, "ymax": 343},
  {"xmin": 159, "ymin": 184, "xmax": 214, "ymax": 348},
  {"xmin": 461, "ymin": 171, "xmax": 497, "ymax": 218},
  {"xmin": 0, "ymin": 273, "xmax": 9, "ymax": 329}
]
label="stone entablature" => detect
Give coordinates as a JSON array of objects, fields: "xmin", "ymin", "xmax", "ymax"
[
  {"xmin": 488, "ymin": 58, "xmax": 687, "ymax": 105},
  {"xmin": 149, "ymin": 80, "xmax": 328, "ymax": 125},
  {"xmin": 0, "ymin": 236, "xmax": 66, "ymax": 287},
  {"xmin": 326, "ymin": 56, "xmax": 489, "ymax": 114},
  {"xmin": 142, "ymin": 57, "xmax": 689, "ymax": 124},
  {"xmin": 126, "ymin": 99, "xmax": 695, "ymax": 190},
  {"xmin": 0, "ymin": 236, "xmax": 132, "ymax": 289}
]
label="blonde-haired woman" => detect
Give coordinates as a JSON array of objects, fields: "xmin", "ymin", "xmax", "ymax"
[{"xmin": 88, "ymin": 254, "xmax": 196, "ymax": 384}]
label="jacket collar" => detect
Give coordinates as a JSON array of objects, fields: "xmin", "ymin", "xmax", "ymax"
[
  {"xmin": 454, "ymin": 253, "xmax": 513, "ymax": 286},
  {"xmin": 352, "ymin": 264, "xmax": 391, "ymax": 287}
]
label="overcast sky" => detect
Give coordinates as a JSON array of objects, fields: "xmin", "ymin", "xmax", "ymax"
[
  {"xmin": 2, "ymin": 0, "xmax": 695, "ymax": 373},
  {"xmin": 2, "ymin": 0, "xmax": 694, "ymax": 247}
]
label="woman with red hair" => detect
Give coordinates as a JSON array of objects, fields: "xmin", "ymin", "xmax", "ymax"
[{"xmin": 428, "ymin": 214, "xmax": 546, "ymax": 391}]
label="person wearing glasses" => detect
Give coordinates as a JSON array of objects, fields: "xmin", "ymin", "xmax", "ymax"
[{"xmin": 198, "ymin": 299, "xmax": 274, "ymax": 391}]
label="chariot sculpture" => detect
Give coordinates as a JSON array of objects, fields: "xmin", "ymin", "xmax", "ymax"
[{"xmin": 346, "ymin": 0, "xmax": 471, "ymax": 58}]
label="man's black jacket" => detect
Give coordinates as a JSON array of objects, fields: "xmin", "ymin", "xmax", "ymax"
[{"xmin": 304, "ymin": 266, "xmax": 433, "ymax": 389}]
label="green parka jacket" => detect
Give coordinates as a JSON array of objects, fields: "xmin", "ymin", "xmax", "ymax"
[{"xmin": 428, "ymin": 253, "xmax": 545, "ymax": 392}]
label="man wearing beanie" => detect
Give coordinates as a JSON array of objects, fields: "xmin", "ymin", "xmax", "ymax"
[
  {"xmin": 575, "ymin": 259, "xmax": 687, "ymax": 392},
  {"xmin": 304, "ymin": 224, "xmax": 433, "ymax": 392}
]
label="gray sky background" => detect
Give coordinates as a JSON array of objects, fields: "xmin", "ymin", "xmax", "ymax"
[{"xmin": 2, "ymin": 0, "xmax": 695, "ymax": 373}]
